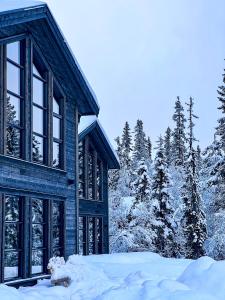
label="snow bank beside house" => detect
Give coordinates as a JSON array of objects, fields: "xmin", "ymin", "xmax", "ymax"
[{"xmin": 0, "ymin": 252, "xmax": 225, "ymax": 300}]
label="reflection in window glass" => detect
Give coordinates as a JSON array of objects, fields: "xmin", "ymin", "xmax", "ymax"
[
  {"xmin": 78, "ymin": 142, "xmax": 85, "ymax": 198},
  {"xmin": 31, "ymin": 199, "xmax": 44, "ymax": 275},
  {"xmin": 6, "ymin": 125, "xmax": 20, "ymax": 158},
  {"xmin": 53, "ymin": 97, "xmax": 59, "ymax": 114},
  {"xmin": 7, "ymin": 62, "xmax": 20, "ymax": 95},
  {"xmin": 32, "ymin": 135, "xmax": 43, "ymax": 163},
  {"xmin": 7, "ymin": 94, "xmax": 20, "ymax": 125},
  {"xmin": 33, "ymin": 76, "xmax": 44, "ymax": 106},
  {"xmin": 96, "ymin": 218, "xmax": 103, "ymax": 254},
  {"xmin": 88, "ymin": 217, "xmax": 94, "ymax": 255},
  {"xmin": 53, "ymin": 142, "xmax": 60, "ymax": 168},
  {"xmin": 96, "ymin": 160, "xmax": 102, "ymax": 201},
  {"xmin": 33, "ymin": 106, "xmax": 43, "ymax": 134},
  {"xmin": 7, "ymin": 41, "xmax": 20, "ymax": 63},
  {"xmin": 79, "ymin": 217, "xmax": 85, "ymax": 255},
  {"xmin": 53, "ymin": 117, "xmax": 60, "ymax": 139},
  {"xmin": 52, "ymin": 201, "xmax": 63, "ymax": 256},
  {"xmin": 88, "ymin": 152, "xmax": 94, "ymax": 200},
  {"xmin": 4, "ymin": 195, "xmax": 21, "ymax": 280},
  {"xmin": 33, "ymin": 64, "xmax": 42, "ymax": 78},
  {"xmin": 32, "ymin": 250, "xmax": 43, "ymax": 275}
]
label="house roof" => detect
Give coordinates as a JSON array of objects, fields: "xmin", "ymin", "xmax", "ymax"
[
  {"xmin": 0, "ymin": 0, "xmax": 99, "ymax": 116},
  {"xmin": 79, "ymin": 116, "xmax": 120, "ymax": 169}
]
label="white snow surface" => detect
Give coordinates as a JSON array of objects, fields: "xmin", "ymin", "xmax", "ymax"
[
  {"xmin": 0, "ymin": 0, "xmax": 45, "ymax": 13},
  {"xmin": 0, "ymin": 252, "xmax": 224, "ymax": 300}
]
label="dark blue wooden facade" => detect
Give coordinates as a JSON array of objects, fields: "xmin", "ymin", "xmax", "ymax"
[{"xmin": 0, "ymin": 2, "xmax": 119, "ymax": 285}]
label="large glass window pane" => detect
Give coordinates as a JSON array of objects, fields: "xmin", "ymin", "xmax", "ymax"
[
  {"xmin": 7, "ymin": 62, "xmax": 20, "ymax": 95},
  {"xmin": 6, "ymin": 126, "xmax": 20, "ymax": 158},
  {"xmin": 5, "ymin": 196, "xmax": 20, "ymax": 221},
  {"xmin": 33, "ymin": 64, "xmax": 42, "ymax": 78},
  {"xmin": 32, "ymin": 250, "xmax": 43, "ymax": 274},
  {"xmin": 53, "ymin": 142, "xmax": 60, "ymax": 168},
  {"xmin": 4, "ymin": 251, "xmax": 19, "ymax": 280},
  {"xmin": 5, "ymin": 224, "xmax": 19, "ymax": 249},
  {"xmin": 33, "ymin": 77, "xmax": 44, "ymax": 106},
  {"xmin": 96, "ymin": 218, "xmax": 103, "ymax": 254},
  {"xmin": 79, "ymin": 142, "xmax": 85, "ymax": 198},
  {"xmin": 96, "ymin": 160, "xmax": 102, "ymax": 201},
  {"xmin": 53, "ymin": 97, "xmax": 60, "ymax": 114},
  {"xmin": 32, "ymin": 135, "xmax": 43, "ymax": 163},
  {"xmin": 79, "ymin": 217, "xmax": 84, "ymax": 255},
  {"xmin": 32, "ymin": 199, "xmax": 43, "ymax": 223},
  {"xmin": 7, "ymin": 41, "xmax": 20, "ymax": 63},
  {"xmin": 33, "ymin": 106, "xmax": 43, "ymax": 134},
  {"xmin": 32, "ymin": 224, "xmax": 43, "ymax": 248},
  {"xmin": 88, "ymin": 152, "xmax": 94, "ymax": 200},
  {"xmin": 53, "ymin": 116, "xmax": 60, "ymax": 139},
  {"xmin": 7, "ymin": 94, "xmax": 20, "ymax": 125},
  {"xmin": 88, "ymin": 218, "xmax": 94, "ymax": 255}
]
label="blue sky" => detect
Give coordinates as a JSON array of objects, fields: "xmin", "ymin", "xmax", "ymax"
[{"xmin": 45, "ymin": 0, "xmax": 225, "ymax": 149}]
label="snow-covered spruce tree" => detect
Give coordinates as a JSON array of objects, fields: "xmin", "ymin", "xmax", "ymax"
[
  {"xmin": 164, "ymin": 127, "xmax": 172, "ymax": 166},
  {"xmin": 146, "ymin": 136, "xmax": 152, "ymax": 162},
  {"xmin": 132, "ymin": 119, "xmax": 147, "ymax": 166},
  {"xmin": 181, "ymin": 97, "xmax": 207, "ymax": 259},
  {"xmin": 128, "ymin": 159, "xmax": 156, "ymax": 251},
  {"xmin": 171, "ymin": 97, "xmax": 187, "ymax": 166},
  {"xmin": 201, "ymin": 139, "xmax": 225, "ymax": 259},
  {"xmin": 121, "ymin": 121, "xmax": 132, "ymax": 169},
  {"xmin": 202, "ymin": 71, "xmax": 225, "ymax": 259},
  {"xmin": 151, "ymin": 136, "xmax": 176, "ymax": 257}
]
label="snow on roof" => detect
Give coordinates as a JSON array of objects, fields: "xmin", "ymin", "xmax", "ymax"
[
  {"xmin": 78, "ymin": 116, "xmax": 120, "ymax": 164},
  {"xmin": 0, "ymin": 0, "xmax": 45, "ymax": 13}
]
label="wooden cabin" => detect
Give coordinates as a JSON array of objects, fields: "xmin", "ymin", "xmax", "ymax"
[{"xmin": 0, "ymin": 1, "xmax": 119, "ymax": 286}]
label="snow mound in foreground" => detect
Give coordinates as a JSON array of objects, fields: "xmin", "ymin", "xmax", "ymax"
[
  {"xmin": 179, "ymin": 256, "xmax": 225, "ymax": 299},
  {"xmin": 0, "ymin": 253, "xmax": 225, "ymax": 300}
]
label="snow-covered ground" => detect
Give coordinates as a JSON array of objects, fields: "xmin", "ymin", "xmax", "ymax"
[{"xmin": 1, "ymin": 252, "xmax": 225, "ymax": 300}]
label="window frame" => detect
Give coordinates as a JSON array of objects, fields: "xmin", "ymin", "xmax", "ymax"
[
  {"xmin": 0, "ymin": 34, "xmax": 66, "ymax": 171},
  {"xmin": 0, "ymin": 192, "xmax": 65, "ymax": 283},
  {"xmin": 78, "ymin": 136, "xmax": 104, "ymax": 202},
  {"xmin": 5, "ymin": 39, "xmax": 26, "ymax": 159}
]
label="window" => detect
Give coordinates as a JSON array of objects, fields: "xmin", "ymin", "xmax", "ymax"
[
  {"xmin": 4, "ymin": 195, "xmax": 23, "ymax": 280},
  {"xmin": 52, "ymin": 84, "xmax": 63, "ymax": 169},
  {"xmin": 52, "ymin": 201, "xmax": 64, "ymax": 256},
  {"xmin": 32, "ymin": 63, "xmax": 46, "ymax": 164},
  {"xmin": 2, "ymin": 38, "xmax": 65, "ymax": 168},
  {"xmin": 96, "ymin": 159, "xmax": 103, "ymax": 201},
  {"xmin": 0, "ymin": 193, "xmax": 65, "ymax": 282},
  {"xmin": 79, "ymin": 216, "xmax": 85, "ymax": 255},
  {"xmin": 6, "ymin": 41, "xmax": 24, "ymax": 158},
  {"xmin": 31, "ymin": 198, "xmax": 46, "ymax": 275},
  {"xmin": 78, "ymin": 216, "xmax": 103, "ymax": 256},
  {"xmin": 78, "ymin": 137, "xmax": 104, "ymax": 201},
  {"xmin": 78, "ymin": 141, "xmax": 85, "ymax": 198}
]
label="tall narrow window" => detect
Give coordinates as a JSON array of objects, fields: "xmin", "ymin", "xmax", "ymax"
[
  {"xmin": 78, "ymin": 141, "xmax": 85, "ymax": 198},
  {"xmin": 4, "ymin": 195, "xmax": 23, "ymax": 280},
  {"xmin": 6, "ymin": 41, "xmax": 24, "ymax": 158},
  {"xmin": 31, "ymin": 198, "xmax": 46, "ymax": 275},
  {"xmin": 52, "ymin": 86, "xmax": 63, "ymax": 168},
  {"xmin": 79, "ymin": 216, "xmax": 85, "ymax": 255},
  {"xmin": 88, "ymin": 217, "xmax": 94, "ymax": 255},
  {"xmin": 88, "ymin": 149, "xmax": 94, "ymax": 200},
  {"xmin": 32, "ymin": 63, "xmax": 46, "ymax": 164},
  {"xmin": 96, "ymin": 159, "xmax": 103, "ymax": 201},
  {"xmin": 96, "ymin": 217, "xmax": 103, "ymax": 254},
  {"xmin": 52, "ymin": 201, "xmax": 64, "ymax": 256}
]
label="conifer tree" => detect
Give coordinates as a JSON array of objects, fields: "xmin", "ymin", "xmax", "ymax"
[
  {"xmin": 121, "ymin": 121, "xmax": 132, "ymax": 168},
  {"xmin": 132, "ymin": 119, "xmax": 147, "ymax": 165},
  {"xmin": 151, "ymin": 136, "xmax": 176, "ymax": 257},
  {"xmin": 181, "ymin": 97, "xmax": 207, "ymax": 259},
  {"xmin": 146, "ymin": 136, "xmax": 152, "ymax": 162},
  {"xmin": 164, "ymin": 127, "xmax": 172, "ymax": 166},
  {"xmin": 128, "ymin": 159, "xmax": 156, "ymax": 251},
  {"xmin": 172, "ymin": 97, "xmax": 186, "ymax": 166}
]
